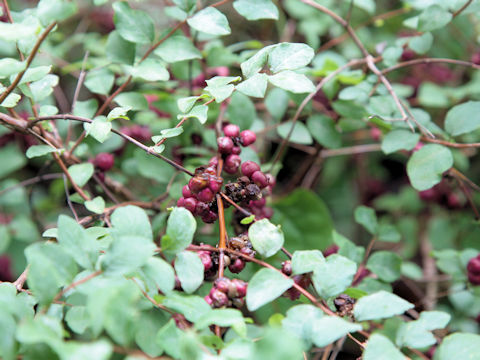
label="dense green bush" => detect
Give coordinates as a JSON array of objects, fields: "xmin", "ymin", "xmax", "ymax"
[{"xmin": 1, "ymin": 0, "xmax": 480, "ymax": 359}]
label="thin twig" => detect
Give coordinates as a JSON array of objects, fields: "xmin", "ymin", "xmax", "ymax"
[
  {"xmin": 382, "ymin": 57, "xmax": 480, "ymax": 74},
  {"xmin": 52, "ymin": 270, "xmax": 102, "ymax": 303},
  {"xmin": 0, "ymin": 173, "xmax": 62, "ymax": 196},
  {"xmin": 452, "ymin": 0, "xmax": 474, "ymax": 17},
  {"xmin": 63, "ymin": 174, "xmax": 79, "ymax": 221}
]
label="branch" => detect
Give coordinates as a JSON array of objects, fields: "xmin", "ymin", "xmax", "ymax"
[{"xmin": 382, "ymin": 58, "xmax": 480, "ymax": 74}]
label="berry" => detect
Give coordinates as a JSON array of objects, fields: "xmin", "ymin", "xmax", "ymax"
[
  {"xmin": 183, "ymin": 197, "xmax": 197, "ymax": 213},
  {"xmin": 217, "ymin": 136, "xmax": 234, "ymax": 154},
  {"xmin": 189, "ymin": 176, "xmax": 208, "ymax": 193},
  {"xmin": 209, "ymin": 156, "xmax": 218, "ymax": 166},
  {"xmin": 251, "ymin": 171, "xmax": 269, "ymax": 188},
  {"xmin": 241, "ymin": 161, "xmax": 260, "ymax": 178},
  {"xmin": 209, "ymin": 178, "xmax": 223, "ymax": 193},
  {"xmin": 231, "ymin": 146, "xmax": 242, "ymax": 155},
  {"xmin": 204, "ymin": 295, "xmax": 214, "ymax": 306},
  {"xmin": 198, "ymin": 251, "xmax": 213, "ymax": 271},
  {"xmin": 177, "ymin": 197, "xmax": 185, "ymax": 207},
  {"xmin": 262, "ymin": 207, "xmax": 274, "ymax": 219},
  {"xmin": 467, "ymin": 256, "xmax": 480, "ymax": 274},
  {"xmin": 198, "ymin": 188, "xmax": 214, "ymax": 203},
  {"xmin": 210, "ymin": 288, "xmax": 229, "ymax": 307},
  {"xmin": 468, "ymin": 272, "xmax": 480, "ymax": 285},
  {"xmin": 249, "ymin": 198, "xmax": 266, "ymax": 208},
  {"xmin": 223, "ymin": 124, "xmax": 240, "ymax": 137},
  {"xmin": 472, "ymin": 52, "xmax": 480, "ymax": 66},
  {"xmin": 266, "ymin": 174, "xmax": 276, "ymax": 188},
  {"xmin": 282, "ymin": 261, "xmax": 292, "ymax": 276},
  {"xmin": 94, "ymin": 153, "xmax": 114, "ymax": 171},
  {"xmin": 182, "ymin": 185, "xmax": 194, "ymax": 198},
  {"xmin": 232, "ymin": 297, "xmax": 245, "ymax": 308},
  {"xmin": 240, "ymin": 130, "xmax": 256, "ymax": 146},
  {"xmin": 194, "ymin": 201, "xmax": 209, "ymax": 216},
  {"xmin": 224, "ymin": 154, "xmax": 241, "ymax": 174},
  {"xmin": 229, "ymin": 258, "xmax": 246, "ymax": 273},
  {"xmin": 202, "ymin": 211, "xmax": 218, "ymax": 224},
  {"xmin": 228, "ymin": 279, "xmax": 248, "ymax": 298},
  {"xmin": 401, "ymin": 48, "xmax": 415, "ymax": 61},
  {"xmin": 214, "ymin": 277, "xmax": 231, "ymax": 293}
]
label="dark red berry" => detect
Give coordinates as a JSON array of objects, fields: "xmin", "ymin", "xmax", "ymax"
[
  {"xmin": 352, "ymin": 266, "xmax": 370, "ymax": 286},
  {"xmin": 228, "ymin": 279, "xmax": 248, "ymax": 298},
  {"xmin": 198, "ymin": 251, "xmax": 213, "ymax": 271},
  {"xmin": 240, "ymin": 130, "xmax": 256, "ymax": 146},
  {"xmin": 198, "ymin": 188, "xmax": 214, "ymax": 203},
  {"xmin": 94, "ymin": 153, "xmax": 114, "ymax": 171},
  {"xmin": 266, "ymin": 174, "xmax": 276, "ymax": 188},
  {"xmin": 241, "ymin": 161, "xmax": 260, "ymax": 178},
  {"xmin": 214, "ymin": 277, "xmax": 231, "ymax": 293},
  {"xmin": 262, "ymin": 207, "xmax": 274, "ymax": 219},
  {"xmin": 210, "ymin": 288, "xmax": 229, "ymax": 307},
  {"xmin": 249, "ymin": 198, "xmax": 266, "ymax": 208},
  {"xmin": 209, "ymin": 156, "xmax": 218, "ymax": 166},
  {"xmin": 217, "ymin": 136, "xmax": 234, "ymax": 154},
  {"xmin": 189, "ymin": 176, "xmax": 208, "ymax": 193},
  {"xmin": 224, "ymin": 154, "xmax": 241, "ymax": 174},
  {"xmin": 282, "ymin": 261, "xmax": 292, "ymax": 276},
  {"xmin": 231, "ymin": 146, "xmax": 242, "ymax": 155},
  {"xmin": 202, "ymin": 211, "xmax": 218, "ymax": 224},
  {"xmin": 0, "ymin": 255, "xmax": 13, "ymax": 282},
  {"xmin": 223, "ymin": 124, "xmax": 240, "ymax": 137},
  {"xmin": 232, "ymin": 297, "xmax": 245, "ymax": 308},
  {"xmin": 229, "ymin": 258, "xmax": 246, "ymax": 273},
  {"xmin": 251, "ymin": 171, "xmax": 268, "ymax": 188},
  {"xmin": 401, "ymin": 48, "xmax": 415, "ymax": 61},
  {"xmin": 204, "ymin": 295, "xmax": 213, "ymax": 306},
  {"xmin": 195, "ymin": 201, "xmax": 209, "ymax": 217},
  {"xmin": 182, "ymin": 185, "xmax": 194, "ymax": 198},
  {"xmin": 468, "ymin": 272, "xmax": 480, "ymax": 285},
  {"xmin": 209, "ymin": 178, "xmax": 223, "ymax": 194},
  {"xmin": 177, "ymin": 197, "xmax": 185, "ymax": 207},
  {"xmin": 183, "ymin": 197, "xmax": 197, "ymax": 213},
  {"xmin": 467, "ymin": 256, "xmax": 480, "ymax": 274},
  {"xmin": 472, "ymin": 52, "xmax": 480, "ymax": 65}
]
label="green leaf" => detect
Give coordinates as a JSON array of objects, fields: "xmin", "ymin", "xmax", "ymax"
[
  {"xmin": 417, "ymin": 4, "xmax": 452, "ymax": 32},
  {"xmin": 434, "ymin": 333, "xmax": 480, "ymax": 360},
  {"xmin": 74, "ymin": 99, "xmax": 98, "ymax": 119},
  {"xmin": 113, "ymin": 1, "xmax": 155, "ymax": 44},
  {"xmin": 85, "ymin": 68, "xmax": 115, "ymax": 96},
  {"xmin": 179, "ymin": 104, "xmax": 208, "ymax": 124},
  {"xmin": 0, "ymin": 22, "xmax": 36, "ymax": 42},
  {"xmin": 277, "ymin": 121, "xmax": 313, "ymax": 145},
  {"xmin": 106, "ymin": 31, "xmax": 136, "ymax": 65},
  {"xmin": 401, "ymin": 261, "xmax": 423, "ymax": 280},
  {"xmin": 84, "ymin": 116, "xmax": 112, "ymax": 143},
  {"xmin": 107, "ymin": 106, "xmax": 131, "ymax": 121},
  {"xmin": 312, "ymin": 254, "xmax": 357, "ymax": 299},
  {"xmin": 27, "ymin": 74, "xmax": 59, "ymax": 102},
  {"xmin": 85, "ymin": 196, "xmax": 106, "ymax": 214},
  {"xmin": 268, "ymin": 71, "xmax": 315, "ymax": 94},
  {"xmin": 406, "ymin": 144, "xmax": 453, "ymax": 191},
  {"xmin": 233, "ymin": 0, "xmax": 278, "ymax": 20},
  {"xmin": 0, "ymin": 93, "xmax": 21, "ymax": 108},
  {"xmin": 37, "ymin": 0, "xmax": 77, "ymax": 25},
  {"xmin": 268, "ymin": 43, "xmax": 314, "ymax": 73},
  {"xmin": 381, "ymin": 129, "xmax": 420, "ymax": 154},
  {"xmin": 195, "ymin": 309, "xmax": 246, "ymax": 335},
  {"xmin": 25, "ymin": 145, "xmax": 59, "ymax": 158},
  {"xmin": 444, "ymin": 101, "xmax": 480, "ymax": 136},
  {"xmin": 114, "ymin": 92, "xmax": 149, "ymax": 111},
  {"xmin": 0, "ymin": 145, "xmax": 27, "ymax": 179},
  {"xmin": 102, "ymin": 206, "xmax": 155, "ymax": 275},
  {"xmin": 226, "ymin": 92, "xmax": 256, "ymax": 129},
  {"xmin": 187, "ymin": 7, "xmax": 231, "ymax": 36},
  {"xmin": 291, "ymin": 250, "xmax": 324, "ymax": 275},
  {"xmin": 161, "ymin": 207, "xmax": 197, "ymax": 255},
  {"xmin": 311, "ymin": 316, "xmax": 362, "ymax": 347},
  {"xmin": 156, "ymin": 319, "xmax": 183, "ymax": 358},
  {"xmin": 0, "ymin": 58, "xmax": 26, "ymax": 79},
  {"xmin": 127, "ymin": 59, "xmax": 170, "ymax": 82},
  {"xmin": 236, "ymin": 73, "xmax": 268, "ymax": 98},
  {"xmin": 39, "ymin": 105, "xmax": 58, "ymax": 117},
  {"xmin": 409, "ymin": 32, "xmax": 433, "ymax": 54},
  {"xmin": 240, "ymin": 45, "xmax": 275, "ymax": 78},
  {"xmin": 141, "ymin": 257, "xmax": 175, "ymax": 295},
  {"xmin": 273, "ymin": 189, "xmax": 334, "ymax": 251},
  {"xmin": 177, "ymin": 96, "xmax": 199, "ymax": 113},
  {"xmin": 366, "ymin": 251, "xmax": 402, "ymax": 282},
  {"xmin": 205, "ymin": 76, "xmax": 237, "ymax": 102},
  {"xmin": 246, "ymin": 268, "xmax": 293, "ymax": 311},
  {"xmin": 248, "ymin": 218, "xmax": 285, "ymax": 257},
  {"xmin": 363, "ymin": 334, "xmax": 406, "ymax": 360},
  {"xmin": 14, "ymin": 65, "xmax": 51, "ymax": 85},
  {"xmin": 333, "ymin": 231, "xmax": 365, "ymax": 264},
  {"xmin": 152, "ymin": 127, "xmax": 184, "ymax": 143},
  {"xmin": 162, "ymin": 292, "xmax": 211, "ymax": 323},
  {"xmin": 282, "ymin": 304, "xmax": 323, "ymax": 348},
  {"xmin": 67, "ymin": 163, "xmax": 94, "ymax": 187},
  {"xmin": 174, "ymin": 251, "xmax": 204, "ymax": 294},
  {"xmin": 377, "ymin": 223, "xmax": 401, "ymax": 243},
  {"xmin": 354, "ymin": 291, "xmax": 414, "ymax": 321},
  {"xmin": 396, "ymin": 311, "xmax": 450, "ymax": 349},
  {"xmin": 307, "ymin": 114, "xmax": 341, "ymax": 149},
  {"xmin": 16, "ymin": 314, "xmax": 63, "ymax": 347},
  {"xmin": 354, "ymin": 206, "xmax": 378, "ymax": 234},
  {"xmin": 154, "ymin": 36, "xmax": 202, "ymax": 63},
  {"xmin": 58, "ymin": 215, "xmax": 99, "ymax": 269},
  {"xmin": 25, "ymin": 242, "xmax": 78, "ymax": 304}
]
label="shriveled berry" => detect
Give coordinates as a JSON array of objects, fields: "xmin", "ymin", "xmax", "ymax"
[
  {"xmin": 183, "ymin": 197, "xmax": 197, "ymax": 213},
  {"xmin": 467, "ymin": 256, "xmax": 480, "ymax": 274},
  {"xmin": 251, "ymin": 171, "xmax": 269, "ymax": 188},
  {"xmin": 198, "ymin": 188, "xmax": 214, "ymax": 203},
  {"xmin": 189, "ymin": 176, "xmax": 208, "ymax": 193},
  {"xmin": 209, "ymin": 288, "xmax": 229, "ymax": 307},
  {"xmin": 195, "ymin": 201, "xmax": 209, "ymax": 217},
  {"xmin": 240, "ymin": 130, "xmax": 256, "ymax": 146},
  {"xmin": 229, "ymin": 258, "xmax": 246, "ymax": 273},
  {"xmin": 241, "ymin": 161, "xmax": 260, "ymax": 178},
  {"xmin": 214, "ymin": 277, "xmax": 231, "ymax": 293},
  {"xmin": 229, "ymin": 279, "xmax": 248, "ymax": 298},
  {"xmin": 208, "ymin": 178, "xmax": 222, "ymax": 194},
  {"xmin": 202, "ymin": 211, "xmax": 218, "ymax": 224},
  {"xmin": 182, "ymin": 185, "xmax": 194, "ymax": 198},
  {"xmin": 223, "ymin": 124, "xmax": 240, "ymax": 137},
  {"xmin": 217, "ymin": 136, "xmax": 234, "ymax": 154},
  {"xmin": 94, "ymin": 153, "xmax": 114, "ymax": 171},
  {"xmin": 232, "ymin": 297, "xmax": 245, "ymax": 308},
  {"xmin": 282, "ymin": 261, "xmax": 292, "ymax": 276},
  {"xmin": 198, "ymin": 251, "xmax": 213, "ymax": 271}
]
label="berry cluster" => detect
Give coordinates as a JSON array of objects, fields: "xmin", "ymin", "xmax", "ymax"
[
  {"xmin": 467, "ymin": 254, "xmax": 480, "ymax": 285},
  {"xmin": 226, "ymin": 233, "xmax": 256, "ymax": 273},
  {"xmin": 204, "ymin": 277, "xmax": 248, "ymax": 308},
  {"xmin": 281, "ymin": 260, "xmax": 311, "ymax": 300},
  {"xmin": 216, "ymin": 125, "xmax": 256, "ymax": 174},
  {"xmin": 177, "ymin": 165, "xmax": 223, "ymax": 223}
]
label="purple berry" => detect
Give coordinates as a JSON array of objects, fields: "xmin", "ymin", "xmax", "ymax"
[
  {"xmin": 182, "ymin": 185, "xmax": 194, "ymax": 198},
  {"xmin": 209, "ymin": 156, "xmax": 218, "ymax": 166},
  {"xmin": 209, "ymin": 178, "xmax": 223, "ymax": 193},
  {"xmin": 198, "ymin": 251, "xmax": 213, "ymax": 271},
  {"xmin": 209, "ymin": 288, "xmax": 229, "ymax": 307},
  {"xmin": 183, "ymin": 197, "xmax": 197, "ymax": 213},
  {"xmin": 241, "ymin": 161, "xmax": 260, "ymax": 178},
  {"xmin": 229, "ymin": 258, "xmax": 246, "ymax": 273},
  {"xmin": 177, "ymin": 197, "xmax": 185, "ymax": 207},
  {"xmin": 195, "ymin": 201, "xmax": 209, "ymax": 217},
  {"xmin": 198, "ymin": 188, "xmax": 214, "ymax": 203},
  {"xmin": 217, "ymin": 136, "xmax": 234, "ymax": 154},
  {"xmin": 94, "ymin": 153, "xmax": 114, "ymax": 171},
  {"xmin": 204, "ymin": 295, "xmax": 213, "ymax": 306},
  {"xmin": 223, "ymin": 124, "xmax": 240, "ymax": 137},
  {"xmin": 202, "ymin": 211, "xmax": 218, "ymax": 224},
  {"xmin": 249, "ymin": 198, "xmax": 266, "ymax": 208},
  {"xmin": 266, "ymin": 174, "xmax": 276, "ymax": 188},
  {"xmin": 214, "ymin": 277, "xmax": 231, "ymax": 293},
  {"xmin": 467, "ymin": 256, "xmax": 480, "ymax": 274},
  {"xmin": 240, "ymin": 130, "xmax": 256, "ymax": 146},
  {"xmin": 262, "ymin": 207, "xmax": 274, "ymax": 219},
  {"xmin": 231, "ymin": 146, "xmax": 242, "ymax": 155},
  {"xmin": 224, "ymin": 154, "xmax": 241, "ymax": 174},
  {"xmin": 189, "ymin": 176, "xmax": 208, "ymax": 193},
  {"xmin": 282, "ymin": 261, "xmax": 292, "ymax": 276},
  {"xmin": 251, "ymin": 171, "xmax": 268, "ymax": 188},
  {"xmin": 323, "ymin": 245, "xmax": 339, "ymax": 257},
  {"xmin": 468, "ymin": 272, "xmax": 480, "ymax": 285},
  {"xmin": 472, "ymin": 52, "xmax": 480, "ymax": 65},
  {"xmin": 229, "ymin": 279, "xmax": 247, "ymax": 298}
]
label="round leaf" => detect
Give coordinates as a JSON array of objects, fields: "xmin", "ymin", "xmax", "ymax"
[{"xmin": 248, "ymin": 219, "xmax": 285, "ymax": 257}]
